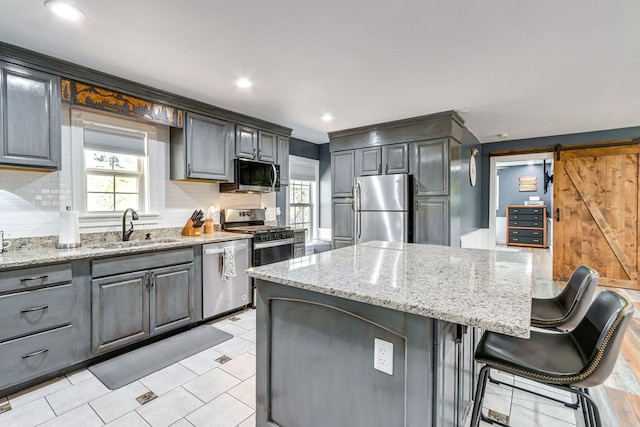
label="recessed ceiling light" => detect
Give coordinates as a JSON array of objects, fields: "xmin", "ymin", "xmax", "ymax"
[
  {"xmin": 321, "ymin": 114, "xmax": 333, "ymax": 122},
  {"xmin": 44, "ymin": 1, "xmax": 84, "ymax": 21},
  {"xmin": 235, "ymin": 78, "xmax": 252, "ymax": 89},
  {"xmin": 497, "ymin": 133, "xmax": 509, "ymax": 138},
  {"xmin": 457, "ymin": 109, "xmax": 470, "ymax": 114}
]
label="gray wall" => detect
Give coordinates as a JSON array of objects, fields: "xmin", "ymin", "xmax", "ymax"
[
  {"xmin": 479, "ymin": 126, "xmax": 640, "ymax": 227},
  {"xmin": 460, "ymin": 128, "xmax": 482, "ymax": 234},
  {"xmin": 276, "ymin": 138, "xmax": 331, "ymax": 229},
  {"xmin": 496, "ymin": 164, "xmax": 552, "ymax": 217}
]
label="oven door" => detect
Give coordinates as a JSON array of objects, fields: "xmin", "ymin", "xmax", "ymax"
[{"xmin": 253, "ymin": 238, "xmax": 294, "ymax": 266}]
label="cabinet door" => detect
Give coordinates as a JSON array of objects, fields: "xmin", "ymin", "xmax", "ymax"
[
  {"xmin": 236, "ymin": 125, "xmax": 258, "ymax": 159},
  {"xmin": 331, "ymin": 151, "xmax": 355, "ymax": 197},
  {"xmin": 277, "ymin": 135, "xmax": 289, "ymax": 186},
  {"xmin": 186, "ymin": 113, "xmax": 233, "ymax": 180},
  {"xmin": 384, "ymin": 143, "xmax": 409, "ymax": 174},
  {"xmin": 355, "ymin": 147, "xmax": 381, "ymax": 176},
  {"xmin": 412, "ymin": 139, "xmax": 449, "ymax": 196},
  {"xmin": 91, "ymin": 271, "xmax": 149, "ymax": 354},
  {"xmin": 0, "ymin": 62, "xmax": 61, "ymax": 169},
  {"xmin": 332, "ymin": 200, "xmax": 354, "ymax": 247},
  {"xmin": 258, "ymin": 131, "xmax": 277, "ymax": 163},
  {"xmin": 414, "ymin": 197, "xmax": 449, "ymax": 245},
  {"xmin": 149, "ymin": 263, "xmax": 194, "ymax": 336}
]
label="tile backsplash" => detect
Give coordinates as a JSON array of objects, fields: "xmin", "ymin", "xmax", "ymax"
[{"xmin": 0, "ymin": 107, "xmax": 276, "ymax": 239}]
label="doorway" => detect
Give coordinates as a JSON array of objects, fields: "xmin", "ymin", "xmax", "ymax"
[{"xmin": 489, "ymin": 153, "xmax": 554, "ymax": 249}]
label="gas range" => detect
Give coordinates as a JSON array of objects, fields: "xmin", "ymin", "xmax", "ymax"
[{"xmin": 221, "ymin": 208, "xmax": 295, "ymax": 243}]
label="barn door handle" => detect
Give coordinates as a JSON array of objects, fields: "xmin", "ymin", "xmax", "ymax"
[{"xmin": 556, "ymin": 208, "xmax": 560, "ymax": 222}]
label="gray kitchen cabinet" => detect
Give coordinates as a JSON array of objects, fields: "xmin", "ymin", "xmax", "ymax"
[
  {"xmin": 355, "ymin": 146, "xmax": 382, "ymax": 176},
  {"xmin": 332, "ymin": 199, "xmax": 354, "ymax": 248},
  {"xmin": 170, "ymin": 112, "xmax": 233, "ymax": 181},
  {"xmin": 355, "ymin": 144, "xmax": 408, "ymax": 176},
  {"xmin": 0, "ymin": 61, "xmax": 61, "ymax": 169},
  {"xmin": 91, "ymin": 248, "xmax": 194, "ymax": 354},
  {"xmin": 412, "ymin": 138, "xmax": 449, "ymax": 196},
  {"xmin": 433, "ymin": 322, "xmax": 475, "ymax": 427},
  {"xmin": 414, "ymin": 197, "xmax": 450, "ymax": 246},
  {"xmin": 235, "ymin": 125, "xmax": 259, "ymax": 160},
  {"xmin": 384, "ymin": 143, "xmax": 409, "ymax": 174},
  {"xmin": 293, "ymin": 229, "xmax": 306, "ymax": 257},
  {"xmin": 277, "ymin": 135, "xmax": 289, "ymax": 185},
  {"xmin": 235, "ymin": 126, "xmax": 277, "ymax": 163},
  {"xmin": 257, "ymin": 130, "xmax": 277, "ymax": 163},
  {"xmin": 0, "ymin": 263, "xmax": 74, "ymax": 392},
  {"xmin": 331, "ymin": 150, "xmax": 355, "ymax": 197}
]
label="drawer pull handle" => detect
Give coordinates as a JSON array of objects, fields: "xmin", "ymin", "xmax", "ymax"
[
  {"xmin": 20, "ymin": 275, "xmax": 48, "ymax": 286},
  {"xmin": 22, "ymin": 348, "xmax": 49, "ymax": 359},
  {"xmin": 20, "ymin": 304, "xmax": 49, "ymax": 313}
]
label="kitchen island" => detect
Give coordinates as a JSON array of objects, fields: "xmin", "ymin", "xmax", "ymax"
[{"xmin": 247, "ymin": 241, "xmax": 533, "ymax": 427}]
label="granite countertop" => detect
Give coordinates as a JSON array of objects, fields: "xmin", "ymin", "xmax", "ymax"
[
  {"xmin": 0, "ymin": 232, "xmax": 250, "ymax": 270},
  {"xmin": 247, "ymin": 241, "xmax": 534, "ymax": 338}
]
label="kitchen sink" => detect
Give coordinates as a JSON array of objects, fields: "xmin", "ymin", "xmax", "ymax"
[{"xmin": 85, "ymin": 238, "xmax": 181, "ymax": 250}]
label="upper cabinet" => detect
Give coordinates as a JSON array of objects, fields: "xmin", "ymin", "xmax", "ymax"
[
  {"xmin": 331, "ymin": 150, "xmax": 355, "ymax": 197},
  {"xmin": 235, "ymin": 126, "xmax": 277, "ymax": 163},
  {"xmin": 0, "ymin": 62, "xmax": 61, "ymax": 169},
  {"xmin": 170, "ymin": 112, "xmax": 233, "ymax": 181},
  {"xmin": 277, "ymin": 135, "xmax": 289, "ymax": 186},
  {"xmin": 412, "ymin": 139, "xmax": 449, "ymax": 196},
  {"xmin": 354, "ymin": 143, "xmax": 408, "ymax": 177}
]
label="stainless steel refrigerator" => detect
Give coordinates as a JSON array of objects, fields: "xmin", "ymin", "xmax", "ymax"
[{"xmin": 354, "ymin": 174, "xmax": 412, "ymax": 244}]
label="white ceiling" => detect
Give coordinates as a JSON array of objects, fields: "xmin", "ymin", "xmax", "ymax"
[{"xmin": 1, "ymin": 1, "xmax": 639, "ymax": 144}]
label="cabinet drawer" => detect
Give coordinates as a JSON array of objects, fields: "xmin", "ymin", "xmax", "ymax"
[
  {"xmin": 294, "ymin": 232, "xmax": 306, "ymax": 244},
  {"xmin": 509, "ymin": 214, "xmax": 544, "ymax": 221},
  {"xmin": 0, "ymin": 325, "xmax": 74, "ymax": 389},
  {"xmin": 0, "ymin": 284, "xmax": 73, "ymax": 342},
  {"xmin": 508, "ymin": 207, "xmax": 544, "ymax": 215},
  {"xmin": 0, "ymin": 264, "xmax": 72, "ymax": 294},
  {"xmin": 509, "ymin": 229, "xmax": 544, "ymax": 238},
  {"xmin": 508, "ymin": 220, "xmax": 544, "ymax": 228},
  {"xmin": 508, "ymin": 236, "xmax": 544, "ymax": 245}
]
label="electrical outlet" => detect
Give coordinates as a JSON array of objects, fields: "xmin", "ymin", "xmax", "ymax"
[{"xmin": 374, "ymin": 338, "xmax": 393, "ymax": 375}]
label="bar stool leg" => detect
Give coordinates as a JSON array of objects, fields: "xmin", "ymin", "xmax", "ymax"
[{"xmin": 471, "ymin": 365, "xmax": 491, "ymax": 427}]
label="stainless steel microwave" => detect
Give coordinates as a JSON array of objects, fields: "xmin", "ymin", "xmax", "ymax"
[{"xmin": 220, "ymin": 159, "xmax": 280, "ymax": 193}]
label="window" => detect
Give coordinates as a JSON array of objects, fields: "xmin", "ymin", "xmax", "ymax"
[
  {"xmin": 83, "ymin": 127, "xmax": 146, "ymax": 212},
  {"xmin": 287, "ymin": 156, "xmax": 319, "ymax": 242},
  {"xmin": 289, "ymin": 180, "xmax": 312, "ymax": 238},
  {"xmin": 71, "ymin": 109, "xmax": 159, "ymax": 225}
]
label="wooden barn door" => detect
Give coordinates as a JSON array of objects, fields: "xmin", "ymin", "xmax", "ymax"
[{"xmin": 553, "ymin": 145, "xmax": 640, "ymax": 289}]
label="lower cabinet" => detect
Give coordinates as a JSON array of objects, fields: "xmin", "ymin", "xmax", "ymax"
[
  {"xmin": 91, "ymin": 249, "xmax": 194, "ymax": 354},
  {"xmin": 332, "ymin": 199, "xmax": 354, "ymax": 248},
  {"xmin": 0, "ymin": 263, "xmax": 74, "ymax": 392},
  {"xmin": 415, "ymin": 197, "xmax": 450, "ymax": 245},
  {"xmin": 434, "ymin": 321, "xmax": 477, "ymax": 427}
]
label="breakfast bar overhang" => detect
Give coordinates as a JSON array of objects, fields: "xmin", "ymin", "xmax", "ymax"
[{"xmin": 248, "ymin": 241, "xmax": 533, "ymax": 427}]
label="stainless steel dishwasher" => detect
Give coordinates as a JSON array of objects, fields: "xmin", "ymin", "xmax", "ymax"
[{"xmin": 202, "ymin": 239, "xmax": 250, "ymax": 318}]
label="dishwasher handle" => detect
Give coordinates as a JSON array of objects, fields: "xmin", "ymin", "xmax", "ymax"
[{"xmin": 204, "ymin": 244, "xmax": 248, "ymax": 255}]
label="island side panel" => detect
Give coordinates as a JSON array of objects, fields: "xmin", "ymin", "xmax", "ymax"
[{"xmin": 256, "ymin": 279, "xmax": 437, "ymax": 427}]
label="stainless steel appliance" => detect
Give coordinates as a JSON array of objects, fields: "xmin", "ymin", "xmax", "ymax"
[
  {"xmin": 219, "ymin": 159, "xmax": 280, "ymax": 193},
  {"xmin": 222, "ymin": 208, "xmax": 294, "ymax": 306},
  {"xmin": 354, "ymin": 174, "xmax": 412, "ymax": 244},
  {"xmin": 202, "ymin": 239, "xmax": 251, "ymax": 318}
]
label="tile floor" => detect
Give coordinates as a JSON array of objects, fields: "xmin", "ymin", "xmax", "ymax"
[
  {"xmin": 0, "ymin": 310, "xmax": 258, "ymax": 427},
  {"xmin": 2, "ymin": 246, "xmax": 637, "ymax": 426}
]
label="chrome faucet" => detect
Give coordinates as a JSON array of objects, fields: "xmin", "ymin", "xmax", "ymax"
[{"xmin": 122, "ymin": 208, "xmax": 139, "ymax": 241}]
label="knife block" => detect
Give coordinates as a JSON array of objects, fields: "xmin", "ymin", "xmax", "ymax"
[{"xmin": 182, "ymin": 219, "xmax": 202, "ymax": 236}]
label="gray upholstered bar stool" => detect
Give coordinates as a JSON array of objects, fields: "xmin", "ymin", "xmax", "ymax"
[
  {"xmin": 471, "ymin": 290, "xmax": 634, "ymax": 427},
  {"xmin": 531, "ymin": 264, "xmax": 599, "ymax": 330}
]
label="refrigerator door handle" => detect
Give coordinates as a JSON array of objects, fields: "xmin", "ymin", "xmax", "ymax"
[{"xmin": 356, "ymin": 181, "xmax": 362, "ymax": 240}]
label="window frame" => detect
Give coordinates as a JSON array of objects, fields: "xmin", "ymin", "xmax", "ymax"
[
  {"xmin": 286, "ymin": 155, "xmax": 319, "ymax": 242},
  {"xmin": 70, "ymin": 108, "xmax": 159, "ymax": 230}
]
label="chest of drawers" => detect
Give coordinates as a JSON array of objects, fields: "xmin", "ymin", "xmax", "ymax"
[{"xmin": 506, "ymin": 205, "xmax": 548, "ymax": 248}]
